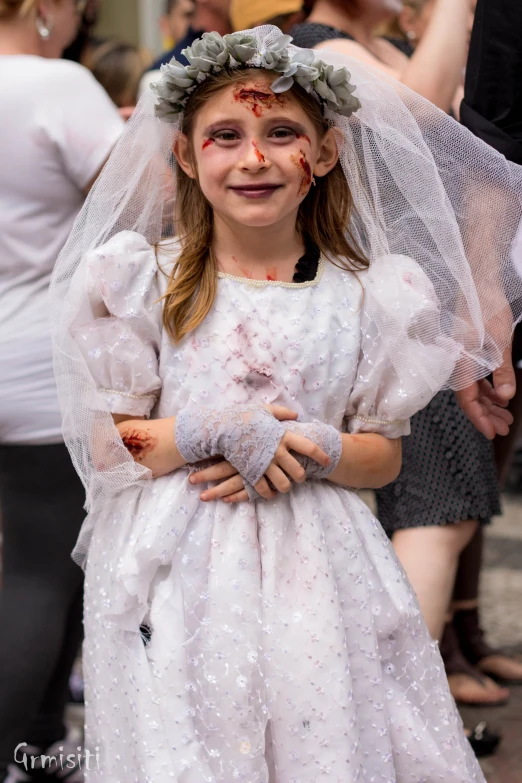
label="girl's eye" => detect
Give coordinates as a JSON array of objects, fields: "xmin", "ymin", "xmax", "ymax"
[
  {"xmin": 213, "ymin": 131, "xmax": 240, "ymax": 142},
  {"xmin": 270, "ymin": 127, "xmax": 297, "ymax": 139}
]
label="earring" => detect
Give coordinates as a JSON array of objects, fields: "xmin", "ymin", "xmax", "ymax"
[
  {"xmin": 311, "ymin": 176, "xmax": 317, "ymax": 186},
  {"xmin": 406, "ymin": 30, "xmax": 417, "ymax": 41},
  {"xmin": 36, "ymin": 14, "xmax": 54, "ymax": 40}
]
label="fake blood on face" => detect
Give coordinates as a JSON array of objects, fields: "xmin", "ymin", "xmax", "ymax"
[
  {"xmin": 202, "ymin": 138, "xmax": 214, "ymax": 150},
  {"xmin": 233, "ymin": 87, "xmax": 284, "ymax": 118},
  {"xmin": 296, "ymin": 133, "xmax": 312, "ymax": 146},
  {"xmin": 121, "ymin": 429, "xmax": 156, "ymax": 461},
  {"xmin": 252, "ymin": 141, "xmax": 265, "ymax": 163},
  {"xmin": 291, "ymin": 149, "xmax": 312, "ymax": 195}
]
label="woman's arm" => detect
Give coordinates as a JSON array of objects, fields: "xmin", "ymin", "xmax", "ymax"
[
  {"xmin": 317, "ymin": 0, "xmax": 470, "ymax": 113},
  {"xmin": 328, "ymin": 433, "xmax": 402, "ymax": 489}
]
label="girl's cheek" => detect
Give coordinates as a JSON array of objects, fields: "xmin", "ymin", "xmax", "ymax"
[{"xmin": 289, "ymin": 149, "xmax": 312, "ymax": 195}]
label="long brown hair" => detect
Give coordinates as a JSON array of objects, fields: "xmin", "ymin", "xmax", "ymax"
[{"xmin": 162, "ymin": 68, "xmax": 369, "ymax": 342}]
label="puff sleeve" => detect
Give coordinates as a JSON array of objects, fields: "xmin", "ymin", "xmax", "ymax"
[
  {"xmin": 345, "ymin": 255, "xmax": 461, "ymax": 438},
  {"xmin": 71, "ymin": 231, "xmax": 163, "ymax": 417}
]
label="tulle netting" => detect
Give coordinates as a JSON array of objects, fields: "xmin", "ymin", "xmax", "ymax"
[{"xmin": 50, "ymin": 25, "xmax": 522, "ymax": 525}]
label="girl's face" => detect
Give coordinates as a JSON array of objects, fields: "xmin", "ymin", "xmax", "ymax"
[{"xmin": 174, "ymin": 73, "xmax": 339, "ymax": 230}]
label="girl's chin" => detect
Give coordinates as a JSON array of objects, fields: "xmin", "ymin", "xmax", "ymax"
[{"xmin": 217, "ymin": 205, "xmax": 299, "ymax": 229}]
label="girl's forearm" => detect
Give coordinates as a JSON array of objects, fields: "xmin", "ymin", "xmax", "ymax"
[
  {"xmin": 328, "ymin": 433, "xmax": 402, "ymax": 489},
  {"xmin": 114, "ymin": 416, "xmax": 186, "ymax": 477}
]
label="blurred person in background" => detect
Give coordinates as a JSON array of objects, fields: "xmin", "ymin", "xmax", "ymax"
[
  {"xmin": 87, "ymin": 39, "xmax": 152, "ymax": 119},
  {"xmin": 291, "ymin": 0, "xmax": 471, "ymax": 113},
  {"xmin": 0, "ymin": 1, "xmax": 124, "ymax": 780},
  {"xmin": 373, "ymin": 0, "xmax": 522, "ymax": 711},
  {"xmin": 159, "ymin": 0, "xmax": 195, "ymax": 51},
  {"xmin": 140, "ymin": 0, "xmax": 231, "ymax": 97},
  {"xmin": 290, "ymin": 0, "xmax": 506, "ymax": 756},
  {"xmin": 62, "ymin": 0, "xmax": 101, "ymax": 64},
  {"xmin": 148, "ymin": 0, "xmax": 230, "ymax": 70},
  {"xmin": 230, "ymin": 0, "xmax": 306, "ymax": 34}
]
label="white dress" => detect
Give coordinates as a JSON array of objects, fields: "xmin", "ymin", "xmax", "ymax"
[{"xmin": 72, "ymin": 231, "xmax": 484, "ymax": 783}]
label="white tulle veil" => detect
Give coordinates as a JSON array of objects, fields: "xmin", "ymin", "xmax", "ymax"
[{"xmin": 50, "ymin": 25, "xmax": 522, "ymax": 531}]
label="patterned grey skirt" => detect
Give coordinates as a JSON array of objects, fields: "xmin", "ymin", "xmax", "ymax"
[{"xmin": 375, "ymin": 390, "xmax": 501, "ymax": 534}]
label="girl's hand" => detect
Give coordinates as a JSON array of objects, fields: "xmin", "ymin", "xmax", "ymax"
[{"xmin": 191, "ymin": 428, "xmax": 331, "ymax": 503}]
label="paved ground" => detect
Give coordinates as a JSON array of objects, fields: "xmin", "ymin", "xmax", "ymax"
[{"xmin": 465, "ymin": 495, "xmax": 522, "ymax": 783}]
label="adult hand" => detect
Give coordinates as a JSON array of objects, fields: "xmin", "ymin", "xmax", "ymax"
[{"xmin": 456, "ymin": 346, "xmax": 515, "ymax": 439}]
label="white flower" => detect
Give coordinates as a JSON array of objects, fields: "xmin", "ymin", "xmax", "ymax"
[
  {"xmin": 224, "ymin": 33, "xmax": 257, "ymax": 63},
  {"xmin": 236, "ymin": 675, "xmax": 248, "ymax": 688},
  {"xmin": 184, "ymin": 32, "xmax": 229, "ymax": 71}
]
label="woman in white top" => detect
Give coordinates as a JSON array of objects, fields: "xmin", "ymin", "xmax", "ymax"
[{"xmin": 0, "ymin": 1, "xmax": 123, "ymax": 780}]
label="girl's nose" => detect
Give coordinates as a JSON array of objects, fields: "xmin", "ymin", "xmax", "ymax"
[{"xmin": 241, "ymin": 139, "xmax": 270, "ymax": 170}]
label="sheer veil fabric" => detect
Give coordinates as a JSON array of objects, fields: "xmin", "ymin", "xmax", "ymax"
[{"xmin": 51, "ymin": 25, "xmax": 522, "ymax": 554}]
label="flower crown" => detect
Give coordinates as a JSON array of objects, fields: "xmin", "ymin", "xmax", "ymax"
[{"xmin": 151, "ymin": 32, "xmax": 361, "ymax": 122}]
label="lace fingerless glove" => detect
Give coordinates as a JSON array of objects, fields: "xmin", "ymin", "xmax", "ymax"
[
  {"xmin": 175, "ymin": 404, "xmax": 286, "ymax": 487},
  {"xmin": 285, "ymin": 420, "xmax": 342, "ymax": 479}
]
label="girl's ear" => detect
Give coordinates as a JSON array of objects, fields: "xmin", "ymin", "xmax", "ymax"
[
  {"xmin": 173, "ymin": 134, "xmax": 196, "ymax": 179},
  {"xmin": 314, "ymin": 127, "xmax": 340, "ymax": 178}
]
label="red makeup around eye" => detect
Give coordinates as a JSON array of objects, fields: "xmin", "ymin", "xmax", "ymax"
[
  {"xmin": 202, "ymin": 138, "xmax": 214, "ymax": 150},
  {"xmin": 296, "ymin": 133, "xmax": 312, "ymax": 146}
]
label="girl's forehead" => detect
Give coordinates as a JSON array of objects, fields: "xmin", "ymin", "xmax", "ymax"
[{"xmin": 195, "ymin": 75, "xmax": 308, "ymax": 125}]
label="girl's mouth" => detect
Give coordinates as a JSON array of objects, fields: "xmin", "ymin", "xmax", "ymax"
[{"xmin": 229, "ymin": 184, "xmax": 282, "ymax": 199}]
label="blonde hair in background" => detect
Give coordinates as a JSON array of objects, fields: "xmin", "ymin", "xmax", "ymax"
[
  {"xmin": 86, "ymin": 40, "xmax": 152, "ymax": 108},
  {"xmin": 162, "ymin": 68, "xmax": 369, "ymax": 343}
]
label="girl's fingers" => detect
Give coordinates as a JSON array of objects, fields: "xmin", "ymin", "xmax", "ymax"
[
  {"xmin": 273, "ymin": 449, "xmax": 306, "ymax": 483},
  {"xmin": 254, "ymin": 475, "xmax": 277, "ymax": 499},
  {"xmin": 200, "ymin": 474, "xmax": 244, "ymax": 501},
  {"xmin": 280, "ymin": 431, "xmax": 330, "ymax": 467},
  {"xmin": 265, "ymin": 463, "xmax": 292, "ymax": 494},
  {"xmin": 223, "ymin": 489, "xmax": 250, "ymax": 503},
  {"xmin": 190, "ymin": 460, "xmax": 237, "ymax": 484},
  {"xmin": 264, "ymin": 404, "xmax": 298, "ymax": 421}
]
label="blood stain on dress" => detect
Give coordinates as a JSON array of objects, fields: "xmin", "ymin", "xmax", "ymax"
[
  {"xmin": 290, "ymin": 150, "xmax": 313, "ymax": 195},
  {"xmin": 233, "ymin": 86, "xmax": 285, "ymax": 118},
  {"xmin": 202, "ymin": 138, "xmax": 214, "ymax": 150},
  {"xmin": 252, "ymin": 141, "xmax": 265, "ymax": 163},
  {"xmin": 121, "ymin": 429, "xmax": 157, "ymax": 461}
]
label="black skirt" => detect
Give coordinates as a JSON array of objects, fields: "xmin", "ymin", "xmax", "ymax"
[{"xmin": 375, "ymin": 390, "xmax": 501, "ymax": 534}]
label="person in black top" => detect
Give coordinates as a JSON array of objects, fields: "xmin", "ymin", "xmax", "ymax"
[
  {"xmin": 290, "ymin": 0, "xmax": 471, "ymax": 114},
  {"xmin": 147, "ymin": 0, "xmax": 232, "ymax": 71}
]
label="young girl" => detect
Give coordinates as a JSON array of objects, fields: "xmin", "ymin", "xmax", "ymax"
[{"xmin": 52, "ymin": 26, "xmax": 522, "ymax": 782}]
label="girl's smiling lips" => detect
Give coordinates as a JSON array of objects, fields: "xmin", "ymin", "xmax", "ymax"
[{"xmin": 229, "ymin": 183, "xmax": 283, "ymax": 199}]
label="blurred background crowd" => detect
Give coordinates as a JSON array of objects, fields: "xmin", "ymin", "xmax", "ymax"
[{"xmin": 1, "ymin": 0, "xmax": 522, "ymax": 781}]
